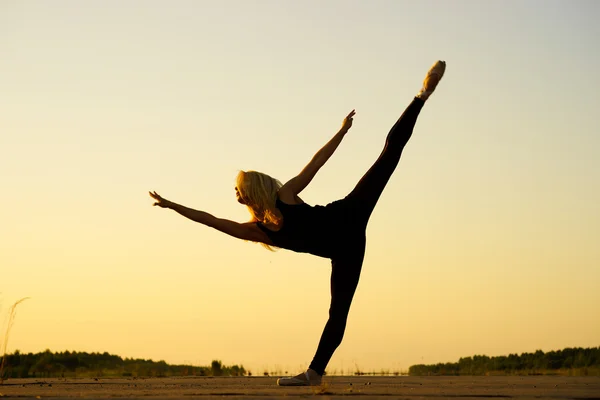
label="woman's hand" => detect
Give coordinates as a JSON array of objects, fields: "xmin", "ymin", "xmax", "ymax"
[
  {"xmin": 149, "ymin": 191, "xmax": 170, "ymax": 208},
  {"xmin": 340, "ymin": 109, "xmax": 356, "ymax": 132}
]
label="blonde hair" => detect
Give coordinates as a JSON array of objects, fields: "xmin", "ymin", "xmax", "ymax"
[{"xmin": 236, "ymin": 170, "xmax": 282, "ymax": 250}]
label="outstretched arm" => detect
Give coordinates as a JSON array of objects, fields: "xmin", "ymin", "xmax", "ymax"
[
  {"xmin": 149, "ymin": 191, "xmax": 269, "ymax": 243},
  {"xmin": 280, "ymin": 110, "xmax": 355, "ymax": 197}
]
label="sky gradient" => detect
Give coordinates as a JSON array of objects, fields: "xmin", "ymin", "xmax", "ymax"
[{"xmin": 2, "ymin": 0, "xmax": 599, "ymax": 374}]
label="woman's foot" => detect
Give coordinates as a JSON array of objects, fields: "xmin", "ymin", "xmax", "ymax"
[
  {"xmin": 277, "ymin": 368, "xmax": 322, "ymax": 386},
  {"xmin": 416, "ymin": 60, "xmax": 446, "ymax": 101}
]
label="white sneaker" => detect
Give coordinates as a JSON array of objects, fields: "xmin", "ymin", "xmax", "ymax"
[
  {"xmin": 277, "ymin": 369, "xmax": 322, "ymax": 386},
  {"xmin": 417, "ymin": 60, "xmax": 446, "ymax": 100}
]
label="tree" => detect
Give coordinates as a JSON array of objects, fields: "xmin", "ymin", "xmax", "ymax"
[{"xmin": 211, "ymin": 360, "xmax": 223, "ymax": 376}]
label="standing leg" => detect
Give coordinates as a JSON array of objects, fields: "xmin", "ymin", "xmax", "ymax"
[
  {"xmin": 277, "ymin": 235, "xmax": 366, "ymax": 386},
  {"xmin": 308, "ymin": 236, "xmax": 366, "ymax": 376},
  {"xmin": 346, "ymin": 60, "xmax": 446, "ymax": 225}
]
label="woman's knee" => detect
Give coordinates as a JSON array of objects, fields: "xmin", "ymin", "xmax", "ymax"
[{"xmin": 328, "ymin": 297, "xmax": 353, "ymax": 319}]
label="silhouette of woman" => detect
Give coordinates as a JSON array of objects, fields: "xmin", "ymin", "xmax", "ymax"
[{"xmin": 150, "ymin": 60, "xmax": 446, "ymax": 386}]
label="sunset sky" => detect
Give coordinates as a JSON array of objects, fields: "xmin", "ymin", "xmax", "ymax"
[{"xmin": 2, "ymin": 0, "xmax": 599, "ymax": 375}]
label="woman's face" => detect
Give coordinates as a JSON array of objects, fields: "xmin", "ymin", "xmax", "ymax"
[{"xmin": 235, "ymin": 186, "xmax": 246, "ymax": 204}]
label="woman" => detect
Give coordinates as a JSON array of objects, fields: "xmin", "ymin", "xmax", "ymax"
[{"xmin": 150, "ymin": 60, "xmax": 446, "ymax": 386}]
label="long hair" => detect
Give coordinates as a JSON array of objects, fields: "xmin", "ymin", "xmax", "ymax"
[{"xmin": 236, "ymin": 170, "xmax": 282, "ymax": 250}]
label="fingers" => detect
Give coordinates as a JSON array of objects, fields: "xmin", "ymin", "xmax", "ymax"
[
  {"xmin": 149, "ymin": 191, "xmax": 163, "ymax": 206},
  {"xmin": 346, "ymin": 109, "xmax": 356, "ymax": 119}
]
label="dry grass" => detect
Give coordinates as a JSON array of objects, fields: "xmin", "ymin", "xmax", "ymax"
[{"xmin": 0, "ymin": 297, "xmax": 30, "ymax": 384}]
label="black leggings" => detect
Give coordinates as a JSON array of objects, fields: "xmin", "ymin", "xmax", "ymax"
[{"xmin": 308, "ymin": 97, "xmax": 425, "ymax": 375}]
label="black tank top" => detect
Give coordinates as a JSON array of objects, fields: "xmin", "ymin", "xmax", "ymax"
[{"xmin": 257, "ymin": 197, "xmax": 343, "ymax": 259}]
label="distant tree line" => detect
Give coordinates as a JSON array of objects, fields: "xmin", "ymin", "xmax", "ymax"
[
  {"xmin": 409, "ymin": 347, "xmax": 600, "ymax": 376},
  {"xmin": 0, "ymin": 350, "xmax": 246, "ymax": 379}
]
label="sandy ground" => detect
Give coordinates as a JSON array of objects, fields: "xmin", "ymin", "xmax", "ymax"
[{"xmin": 0, "ymin": 375, "xmax": 599, "ymax": 399}]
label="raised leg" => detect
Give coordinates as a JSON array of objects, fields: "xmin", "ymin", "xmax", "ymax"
[
  {"xmin": 345, "ymin": 97, "xmax": 425, "ymax": 224},
  {"xmin": 345, "ymin": 60, "xmax": 446, "ymax": 225}
]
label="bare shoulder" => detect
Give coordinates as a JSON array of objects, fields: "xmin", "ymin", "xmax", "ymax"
[
  {"xmin": 278, "ymin": 182, "xmax": 305, "ymax": 205},
  {"xmin": 241, "ymin": 222, "xmax": 275, "ymax": 245}
]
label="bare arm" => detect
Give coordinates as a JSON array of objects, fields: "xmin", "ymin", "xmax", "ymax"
[
  {"xmin": 280, "ymin": 110, "xmax": 355, "ymax": 197},
  {"xmin": 149, "ymin": 191, "xmax": 269, "ymax": 243}
]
